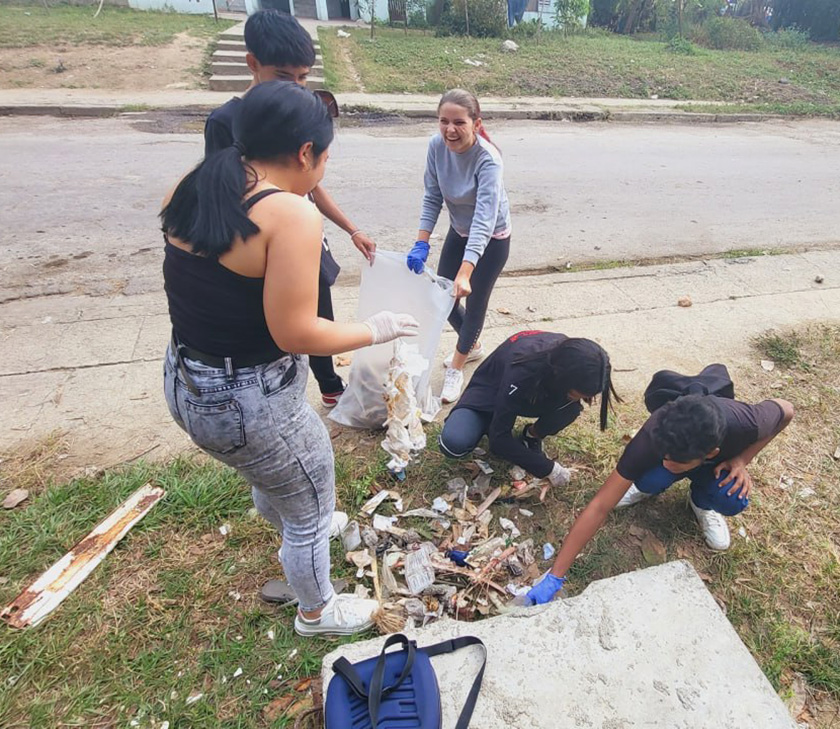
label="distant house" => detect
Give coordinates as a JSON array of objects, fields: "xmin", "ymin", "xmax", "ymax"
[{"xmin": 127, "ymin": 0, "xmax": 561, "ymax": 26}]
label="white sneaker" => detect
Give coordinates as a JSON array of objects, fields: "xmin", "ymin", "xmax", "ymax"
[
  {"xmin": 294, "ymin": 593, "xmax": 378, "ymax": 637},
  {"xmin": 615, "ymin": 483, "xmax": 652, "ymax": 509},
  {"xmin": 329, "ymin": 511, "xmax": 349, "ymax": 540},
  {"xmin": 443, "ymin": 342, "xmax": 484, "ymax": 368},
  {"xmin": 689, "ymin": 496, "xmax": 730, "ymax": 551},
  {"xmin": 441, "ymin": 367, "xmax": 465, "ymax": 404}
]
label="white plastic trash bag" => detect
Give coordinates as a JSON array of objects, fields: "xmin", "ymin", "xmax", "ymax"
[{"xmin": 329, "ymin": 250, "xmax": 454, "ymax": 429}]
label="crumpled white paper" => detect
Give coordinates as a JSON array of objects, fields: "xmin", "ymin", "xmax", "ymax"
[{"xmin": 381, "ymin": 340, "xmax": 427, "ymax": 473}]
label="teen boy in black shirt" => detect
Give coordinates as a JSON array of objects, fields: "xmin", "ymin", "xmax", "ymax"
[
  {"xmin": 204, "ymin": 10, "xmax": 375, "ymax": 407},
  {"xmin": 526, "ymin": 387, "xmax": 793, "ymax": 605}
]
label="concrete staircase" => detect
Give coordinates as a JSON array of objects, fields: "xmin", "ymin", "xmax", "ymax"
[{"xmin": 209, "ymin": 23, "xmax": 325, "ymax": 93}]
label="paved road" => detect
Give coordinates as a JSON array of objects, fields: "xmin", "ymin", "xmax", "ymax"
[{"xmin": 1, "ymin": 114, "xmax": 839, "ymax": 303}]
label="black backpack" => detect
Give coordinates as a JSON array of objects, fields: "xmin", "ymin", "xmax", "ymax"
[{"xmin": 644, "ymin": 363, "xmax": 735, "ymax": 414}]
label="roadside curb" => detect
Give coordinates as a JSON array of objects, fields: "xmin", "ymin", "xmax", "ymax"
[{"xmin": 0, "ymin": 102, "xmax": 783, "ymax": 124}]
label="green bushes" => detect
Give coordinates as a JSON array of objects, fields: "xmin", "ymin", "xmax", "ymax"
[
  {"xmin": 764, "ymin": 26, "xmax": 810, "ymax": 50},
  {"xmin": 694, "ymin": 17, "xmax": 763, "ymax": 50},
  {"xmin": 437, "ymin": 0, "xmax": 507, "ymax": 37},
  {"xmin": 666, "ymin": 35, "xmax": 696, "ymax": 55}
]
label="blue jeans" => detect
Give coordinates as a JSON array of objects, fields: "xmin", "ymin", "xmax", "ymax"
[
  {"xmin": 635, "ymin": 464, "xmax": 749, "ymax": 516},
  {"xmin": 439, "ymin": 408, "xmax": 493, "ymax": 458},
  {"xmin": 163, "ymin": 344, "xmax": 335, "ymax": 612}
]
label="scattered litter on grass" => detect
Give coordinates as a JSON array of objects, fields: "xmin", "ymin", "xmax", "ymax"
[{"xmin": 337, "ymin": 456, "xmax": 569, "ymax": 630}]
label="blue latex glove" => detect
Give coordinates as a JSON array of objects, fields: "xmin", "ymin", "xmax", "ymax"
[
  {"xmin": 406, "ymin": 240, "xmax": 430, "ymax": 274},
  {"xmin": 525, "ymin": 573, "xmax": 566, "ymax": 605}
]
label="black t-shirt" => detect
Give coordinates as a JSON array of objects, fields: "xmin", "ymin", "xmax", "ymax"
[
  {"xmin": 454, "ymin": 331, "xmax": 584, "ymax": 478},
  {"xmin": 616, "ymin": 398, "xmax": 785, "ymax": 482},
  {"xmin": 204, "ymin": 97, "xmax": 242, "ymax": 157}
]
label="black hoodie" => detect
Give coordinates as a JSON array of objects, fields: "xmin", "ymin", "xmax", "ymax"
[{"xmin": 452, "ymin": 331, "xmax": 584, "ymax": 477}]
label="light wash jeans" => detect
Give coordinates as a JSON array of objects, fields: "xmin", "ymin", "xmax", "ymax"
[{"xmin": 163, "ymin": 344, "xmax": 335, "ymax": 611}]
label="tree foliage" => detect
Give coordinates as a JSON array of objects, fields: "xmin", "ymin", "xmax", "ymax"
[
  {"xmin": 555, "ymin": 0, "xmax": 590, "ymax": 33},
  {"xmin": 587, "ymin": 0, "xmax": 840, "ymax": 40},
  {"xmin": 771, "ymin": 0, "xmax": 840, "ymax": 41}
]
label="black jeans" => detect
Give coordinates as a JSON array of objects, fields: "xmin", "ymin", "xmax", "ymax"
[
  {"xmin": 309, "ymin": 277, "xmax": 344, "ymax": 395},
  {"xmin": 437, "ymin": 227, "xmax": 510, "ymax": 356}
]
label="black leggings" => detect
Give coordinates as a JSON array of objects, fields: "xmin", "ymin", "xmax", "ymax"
[
  {"xmin": 437, "ymin": 227, "xmax": 510, "ymax": 356},
  {"xmin": 309, "ymin": 277, "xmax": 344, "ymax": 394}
]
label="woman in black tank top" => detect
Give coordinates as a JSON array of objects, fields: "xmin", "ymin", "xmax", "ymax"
[{"xmin": 159, "ymin": 81, "xmax": 418, "ymax": 637}]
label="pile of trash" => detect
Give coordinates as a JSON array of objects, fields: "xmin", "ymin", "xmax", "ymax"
[{"xmin": 338, "ymin": 458, "xmax": 557, "ymax": 633}]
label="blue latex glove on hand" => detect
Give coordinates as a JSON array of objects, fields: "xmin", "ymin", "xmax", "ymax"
[
  {"xmin": 406, "ymin": 240, "xmax": 430, "ymax": 274},
  {"xmin": 525, "ymin": 573, "xmax": 566, "ymax": 606}
]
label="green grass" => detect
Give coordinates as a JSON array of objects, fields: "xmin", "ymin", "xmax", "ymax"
[
  {"xmin": 0, "ymin": 4, "xmax": 234, "ymax": 49},
  {"xmin": 319, "ymin": 27, "xmax": 840, "ymax": 105},
  {"xmin": 677, "ymin": 101, "xmax": 840, "ymax": 118},
  {"xmin": 753, "ymin": 330, "xmax": 805, "ymax": 369},
  {"xmin": 1, "ymin": 324, "xmax": 839, "ymax": 725}
]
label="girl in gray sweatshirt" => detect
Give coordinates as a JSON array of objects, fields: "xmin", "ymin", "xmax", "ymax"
[{"xmin": 406, "ymin": 89, "xmax": 512, "ymax": 404}]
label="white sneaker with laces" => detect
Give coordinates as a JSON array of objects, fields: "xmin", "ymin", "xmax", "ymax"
[
  {"xmin": 294, "ymin": 593, "xmax": 378, "ymax": 637},
  {"xmin": 329, "ymin": 511, "xmax": 349, "ymax": 540},
  {"xmin": 689, "ymin": 496, "xmax": 731, "ymax": 551},
  {"xmin": 443, "ymin": 342, "xmax": 484, "ymax": 368},
  {"xmin": 615, "ymin": 483, "xmax": 652, "ymax": 509},
  {"xmin": 441, "ymin": 367, "xmax": 465, "ymax": 404}
]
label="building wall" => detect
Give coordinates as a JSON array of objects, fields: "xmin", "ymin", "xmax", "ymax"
[{"xmin": 353, "ymin": 0, "xmax": 390, "ymax": 22}]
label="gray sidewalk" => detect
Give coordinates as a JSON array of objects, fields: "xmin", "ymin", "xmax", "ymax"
[
  {"xmin": 0, "ymin": 87, "xmax": 746, "ymax": 122},
  {"xmin": 1, "ymin": 250, "xmax": 836, "ymax": 470}
]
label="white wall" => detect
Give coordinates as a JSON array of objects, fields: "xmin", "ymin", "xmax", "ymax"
[{"xmin": 354, "ymin": 0, "xmax": 390, "ymax": 22}]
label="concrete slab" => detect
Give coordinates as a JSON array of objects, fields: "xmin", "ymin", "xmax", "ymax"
[{"xmin": 322, "ymin": 561, "xmax": 796, "ymax": 729}]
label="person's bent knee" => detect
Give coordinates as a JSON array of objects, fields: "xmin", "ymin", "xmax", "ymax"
[
  {"xmin": 705, "ymin": 472, "xmax": 750, "ymax": 516},
  {"xmin": 438, "ymin": 431, "xmax": 473, "ymax": 459}
]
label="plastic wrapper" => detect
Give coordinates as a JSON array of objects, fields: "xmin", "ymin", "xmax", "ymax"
[{"xmin": 330, "ymin": 250, "xmax": 454, "ymax": 429}]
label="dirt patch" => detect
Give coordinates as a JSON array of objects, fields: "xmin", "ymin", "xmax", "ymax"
[
  {"xmin": 337, "ymin": 38, "xmax": 365, "ymax": 93},
  {"xmin": 0, "ymin": 32, "xmax": 209, "ymax": 91}
]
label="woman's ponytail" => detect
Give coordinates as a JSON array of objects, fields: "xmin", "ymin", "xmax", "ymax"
[{"xmin": 160, "ymin": 145, "xmax": 258, "ymax": 257}]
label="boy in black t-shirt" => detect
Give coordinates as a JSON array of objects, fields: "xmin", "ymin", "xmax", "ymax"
[
  {"xmin": 205, "ymin": 10, "xmax": 376, "ymax": 408},
  {"xmin": 524, "ymin": 389, "xmax": 794, "ymax": 606}
]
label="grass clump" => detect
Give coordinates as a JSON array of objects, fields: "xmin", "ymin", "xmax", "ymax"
[
  {"xmin": 753, "ymin": 330, "xmax": 804, "ymax": 369},
  {"xmin": 0, "ymin": 4, "xmax": 234, "ymax": 49}
]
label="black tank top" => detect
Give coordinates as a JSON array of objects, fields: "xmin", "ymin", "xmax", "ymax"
[{"xmin": 163, "ymin": 189, "xmax": 284, "ymax": 358}]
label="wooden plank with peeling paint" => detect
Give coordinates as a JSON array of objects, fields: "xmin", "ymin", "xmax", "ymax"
[{"xmin": 2, "ymin": 482, "xmax": 165, "ymax": 629}]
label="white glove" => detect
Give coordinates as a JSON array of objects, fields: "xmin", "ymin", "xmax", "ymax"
[
  {"xmin": 546, "ymin": 462, "xmax": 571, "ymax": 488},
  {"xmin": 363, "ymin": 311, "xmax": 420, "ymax": 345}
]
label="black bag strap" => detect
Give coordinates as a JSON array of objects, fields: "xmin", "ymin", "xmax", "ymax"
[
  {"xmin": 331, "ymin": 634, "xmax": 416, "ymax": 725},
  {"xmin": 421, "ymin": 636, "xmax": 487, "ymax": 729},
  {"xmin": 368, "ymin": 634, "xmax": 416, "ymax": 725}
]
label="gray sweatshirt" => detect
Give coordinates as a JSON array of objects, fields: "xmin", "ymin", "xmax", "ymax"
[{"xmin": 419, "ymin": 133, "xmax": 511, "ymax": 266}]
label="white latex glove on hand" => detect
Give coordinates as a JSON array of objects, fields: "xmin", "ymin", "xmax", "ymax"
[
  {"xmin": 540, "ymin": 462, "xmax": 572, "ymax": 501},
  {"xmin": 363, "ymin": 311, "xmax": 420, "ymax": 345}
]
